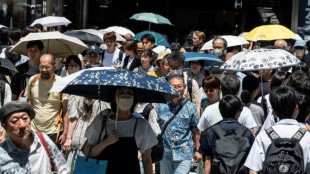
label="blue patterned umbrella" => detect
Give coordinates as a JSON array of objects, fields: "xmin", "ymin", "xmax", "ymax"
[
  {"xmin": 58, "ymin": 68, "xmax": 178, "ymax": 103},
  {"xmin": 132, "ymin": 31, "xmax": 170, "ymax": 47}
]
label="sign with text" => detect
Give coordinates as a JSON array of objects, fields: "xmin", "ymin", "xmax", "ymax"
[{"xmin": 298, "ymin": 0, "xmax": 310, "ymax": 41}]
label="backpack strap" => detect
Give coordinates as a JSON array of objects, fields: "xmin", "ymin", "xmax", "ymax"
[
  {"xmin": 235, "ymin": 125, "xmax": 249, "ymax": 136},
  {"xmin": 265, "ymin": 127, "xmax": 281, "ymax": 141},
  {"xmin": 0, "ymin": 80, "xmax": 5, "ymax": 106},
  {"xmin": 211, "ymin": 124, "xmax": 227, "ymax": 138},
  {"xmin": 35, "ymin": 131, "xmax": 55, "ymax": 171},
  {"xmin": 28, "ymin": 73, "xmax": 41, "ymax": 105},
  {"xmin": 291, "ymin": 128, "xmax": 307, "ymax": 142},
  {"xmin": 187, "ymin": 75, "xmax": 193, "ymax": 102}
]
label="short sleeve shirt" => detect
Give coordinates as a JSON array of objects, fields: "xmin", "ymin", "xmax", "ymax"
[
  {"xmin": 156, "ymin": 98, "xmax": 199, "ymax": 161},
  {"xmin": 85, "ymin": 109, "xmax": 157, "ymax": 153},
  {"xmin": 25, "ymin": 75, "xmax": 69, "ymax": 134}
]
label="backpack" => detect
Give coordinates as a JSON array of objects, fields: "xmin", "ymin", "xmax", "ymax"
[
  {"xmin": 139, "ymin": 103, "xmax": 153, "ymax": 121},
  {"xmin": 211, "ymin": 124, "xmax": 250, "ymax": 174},
  {"xmin": 262, "ymin": 127, "xmax": 307, "ymax": 174}
]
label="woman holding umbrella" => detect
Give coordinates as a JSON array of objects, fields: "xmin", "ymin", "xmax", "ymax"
[{"xmin": 84, "ymin": 86, "xmax": 157, "ymax": 174}]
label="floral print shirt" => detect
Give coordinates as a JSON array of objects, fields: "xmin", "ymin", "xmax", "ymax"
[{"xmin": 156, "ymin": 98, "xmax": 199, "ymax": 161}]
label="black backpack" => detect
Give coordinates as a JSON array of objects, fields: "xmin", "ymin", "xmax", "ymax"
[
  {"xmin": 211, "ymin": 124, "xmax": 250, "ymax": 174},
  {"xmin": 262, "ymin": 127, "xmax": 307, "ymax": 174}
]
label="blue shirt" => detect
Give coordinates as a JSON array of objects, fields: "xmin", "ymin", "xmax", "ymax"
[
  {"xmin": 199, "ymin": 118, "xmax": 255, "ymax": 159},
  {"xmin": 156, "ymin": 98, "xmax": 199, "ymax": 161}
]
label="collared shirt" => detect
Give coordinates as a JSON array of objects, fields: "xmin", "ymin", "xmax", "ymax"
[
  {"xmin": 244, "ymin": 119, "xmax": 310, "ymax": 173},
  {"xmin": 199, "ymin": 118, "xmax": 254, "ymax": 159},
  {"xmin": 0, "ymin": 131, "xmax": 70, "ymax": 174},
  {"xmin": 198, "ymin": 102, "xmax": 257, "ymax": 131},
  {"xmin": 156, "ymin": 98, "xmax": 199, "ymax": 161}
]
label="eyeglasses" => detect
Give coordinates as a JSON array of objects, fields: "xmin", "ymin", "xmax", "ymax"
[
  {"xmin": 172, "ymin": 85, "xmax": 183, "ymax": 90},
  {"xmin": 39, "ymin": 65, "xmax": 51, "ymax": 70}
]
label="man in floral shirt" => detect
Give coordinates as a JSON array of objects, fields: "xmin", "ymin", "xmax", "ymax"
[
  {"xmin": 156, "ymin": 74, "xmax": 200, "ymax": 174},
  {"xmin": 0, "ymin": 101, "xmax": 70, "ymax": 174}
]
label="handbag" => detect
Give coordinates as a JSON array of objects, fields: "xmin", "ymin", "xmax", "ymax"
[
  {"xmin": 73, "ymin": 112, "xmax": 109, "ymax": 174},
  {"xmin": 151, "ymin": 100, "xmax": 188, "ymax": 163}
]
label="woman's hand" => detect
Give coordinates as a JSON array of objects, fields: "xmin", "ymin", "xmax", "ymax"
[
  {"xmin": 104, "ymin": 129, "xmax": 119, "ymax": 146},
  {"xmin": 63, "ymin": 138, "xmax": 72, "ymax": 151}
]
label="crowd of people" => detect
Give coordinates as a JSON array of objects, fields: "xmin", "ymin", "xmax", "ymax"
[{"xmin": 0, "ymin": 24, "xmax": 310, "ymax": 174}]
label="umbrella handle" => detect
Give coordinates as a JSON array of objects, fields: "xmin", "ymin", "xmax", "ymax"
[{"xmin": 115, "ymin": 94, "xmax": 119, "ymax": 130}]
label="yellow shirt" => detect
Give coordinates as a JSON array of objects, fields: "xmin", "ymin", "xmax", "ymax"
[
  {"xmin": 25, "ymin": 75, "xmax": 68, "ymax": 134},
  {"xmin": 147, "ymin": 70, "xmax": 160, "ymax": 77}
]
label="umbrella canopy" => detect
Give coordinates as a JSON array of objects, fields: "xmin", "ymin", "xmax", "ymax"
[
  {"xmin": 184, "ymin": 52, "xmax": 223, "ymax": 66},
  {"xmin": 79, "ymin": 29, "xmax": 104, "ymax": 39},
  {"xmin": 219, "ymin": 49, "xmax": 301, "ymax": 72},
  {"xmin": 129, "ymin": 12, "xmax": 172, "ymax": 30},
  {"xmin": 10, "ymin": 31, "xmax": 88, "ymax": 58},
  {"xmin": 238, "ymin": 32, "xmax": 249, "ymax": 37},
  {"xmin": 50, "ymin": 67, "xmax": 178, "ymax": 103},
  {"xmin": 0, "ymin": 58, "xmax": 18, "ymax": 76},
  {"xmin": 201, "ymin": 35, "xmax": 249, "ymax": 50},
  {"xmin": 104, "ymin": 26, "xmax": 135, "ymax": 36},
  {"xmin": 99, "ymin": 30, "xmax": 126, "ymax": 42},
  {"xmin": 244, "ymin": 24, "xmax": 296, "ymax": 41},
  {"xmin": 133, "ymin": 31, "xmax": 170, "ymax": 47},
  {"xmin": 64, "ymin": 30, "xmax": 104, "ymax": 44},
  {"xmin": 0, "ymin": 25, "xmax": 7, "ymax": 28},
  {"xmin": 31, "ymin": 16, "xmax": 71, "ymax": 27}
]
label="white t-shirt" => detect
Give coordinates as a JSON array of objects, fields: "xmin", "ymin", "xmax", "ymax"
[
  {"xmin": 197, "ymin": 102, "xmax": 257, "ymax": 131},
  {"xmin": 85, "ymin": 109, "xmax": 158, "ymax": 153},
  {"xmin": 101, "ymin": 48, "xmax": 125, "ymax": 67}
]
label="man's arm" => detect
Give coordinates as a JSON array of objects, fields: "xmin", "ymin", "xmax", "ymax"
[
  {"xmin": 249, "ymin": 169, "xmax": 258, "ymax": 174},
  {"xmin": 58, "ymin": 99, "xmax": 68, "ymax": 145},
  {"xmin": 192, "ymin": 129, "xmax": 201, "ymax": 163},
  {"xmin": 204, "ymin": 156, "xmax": 212, "ymax": 174}
]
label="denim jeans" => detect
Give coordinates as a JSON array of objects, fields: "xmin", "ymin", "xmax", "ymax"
[{"xmin": 160, "ymin": 157, "xmax": 191, "ymax": 174}]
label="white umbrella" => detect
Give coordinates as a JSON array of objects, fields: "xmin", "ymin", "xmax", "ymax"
[
  {"xmin": 291, "ymin": 34, "xmax": 303, "ymax": 41},
  {"xmin": 31, "ymin": 16, "xmax": 71, "ymax": 27},
  {"xmin": 99, "ymin": 30, "xmax": 126, "ymax": 42},
  {"xmin": 104, "ymin": 26, "xmax": 135, "ymax": 36},
  {"xmin": 0, "ymin": 24, "xmax": 7, "ymax": 28},
  {"xmin": 201, "ymin": 35, "xmax": 249, "ymax": 50},
  {"xmin": 220, "ymin": 48, "xmax": 300, "ymax": 72},
  {"xmin": 10, "ymin": 31, "xmax": 87, "ymax": 57}
]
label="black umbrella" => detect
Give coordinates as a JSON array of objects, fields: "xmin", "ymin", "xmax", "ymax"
[
  {"xmin": 64, "ymin": 30, "xmax": 104, "ymax": 45},
  {"xmin": 0, "ymin": 58, "xmax": 18, "ymax": 76}
]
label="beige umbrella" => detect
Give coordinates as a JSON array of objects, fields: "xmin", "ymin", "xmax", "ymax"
[
  {"xmin": 99, "ymin": 29, "xmax": 126, "ymax": 42},
  {"xmin": 10, "ymin": 31, "xmax": 88, "ymax": 57}
]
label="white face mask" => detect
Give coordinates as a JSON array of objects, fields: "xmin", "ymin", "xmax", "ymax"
[
  {"xmin": 169, "ymin": 69, "xmax": 183, "ymax": 76},
  {"xmin": 118, "ymin": 94, "xmax": 134, "ymax": 110},
  {"xmin": 295, "ymin": 49, "xmax": 305, "ymax": 57},
  {"xmin": 68, "ymin": 66, "xmax": 80, "ymax": 74},
  {"xmin": 213, "ymin": 49, "xmax": 223, "ymax": 57}
]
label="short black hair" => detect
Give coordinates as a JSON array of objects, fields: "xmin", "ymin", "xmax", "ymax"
[
  {"xmin": 65, "ymin": 55, "xmax": 82, "ymax": 70},
  {"xmin": 166, "ymin": 74, "xmax": 185, "ymax": 84},
  {"xmin": 27, "ymin": 40, "xmax": 44, "ymax": 51},
  {"xmin": 212, "ymin": 37, "xmax": 228, "ymax": 48},
  {"xmin": 219, "ymin": 95, "xmax": 242, "ymax": 118},
  {"xmin": 170, "ymin": 42, "xmax": 181, "ymax": 51},
  {"xmin": 167, "ymin": 51, "xmax": 185, "ymax": 64},
  {"xmin": 285, "ymin": 71, "xmax": 307, "ymax": 93},
  {"xmin": 22, "ymin": 26, "xmax": 38, "ymax": 37},
  {"xmin": 34, "ymin": 24, "xmax": 43, "ymax": 31},
  {"xmin": 270, "ymin": 86, "xmax": 299, "ymax": 119},
  {"xmin": 141, "ymin": 34, "xmax": 155, "ymax": 43},
  {"xmin": 0, "ymin": 27, "xmax": 9, "ymax": 45},
  {"xmin": 296, "ymin": 94, "xmax": 310, "ymax": 122},
  {"xmin": 8, "ymin": 28, "xmax": 22, "ymax": 42},
  {"xmin": 221, "ymin": 74, "xmax": 240, "ymax": 96}
]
